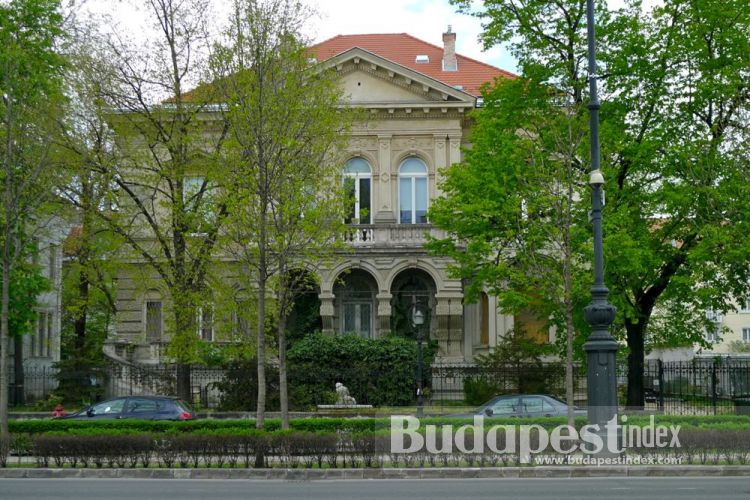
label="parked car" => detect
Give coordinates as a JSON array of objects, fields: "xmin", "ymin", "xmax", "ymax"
[
  {"xmin": 62, "ymin": 396, "xmax": 196, "ymax": 421},
  {"xmin": 459, "ymin": 394, "xmax": 587, "ymax": 418}
]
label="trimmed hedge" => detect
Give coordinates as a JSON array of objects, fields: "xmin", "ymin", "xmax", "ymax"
[
  {"xmin": 10, "ymin": 414, "xmax": 750, "ymax": 437},
  {"xmin": 6, "ymin": 427, "xmax": 750, "ymax": 469}
]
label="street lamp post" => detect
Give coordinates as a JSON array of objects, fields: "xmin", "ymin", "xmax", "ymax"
[
  {"xmin": 411, "ymin": 303, "xmax": 426, "ymax": 418},
  {"xmin": 583, "ymin": 0, "xmax": 619, "ymax": 447}
]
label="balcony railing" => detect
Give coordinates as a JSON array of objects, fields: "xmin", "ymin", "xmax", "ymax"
[{"xmin": 343, "ymin": 224, "xmax": 445, "ymax": 247}]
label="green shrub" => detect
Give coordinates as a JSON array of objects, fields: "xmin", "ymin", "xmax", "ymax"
[
  {"xmin": 213, "ymin": 358, "xmax": 280, "ymax": 411},
  {"xmin": 463, "ymin": 377, "xmax": 498, "ymax": 406},
  {"xmin": 287, "ymin": 333, "xmax": 436, "ymax": 408}
]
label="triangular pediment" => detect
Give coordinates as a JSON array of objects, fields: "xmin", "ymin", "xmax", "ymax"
[{"xmin": 318, "ymin": 47, "xmax": 475, "ymax": 109}]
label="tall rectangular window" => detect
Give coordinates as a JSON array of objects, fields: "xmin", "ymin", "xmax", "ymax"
[
  {"xmin": 233, "ymin": 300, "xmax": 251, "ymax": 337},
  {"xmin": 480, "ymin": 293, "xmax": 490, "ymax": 346},
  {"xmin": 45, "ymin": 312, "xmax": 52, "ymax": 357},
  {"xmin": 145, "ymin": 301, "xmax": 163, "ymax": 341},
  {"xmin": 743, "ymin": 328, "xmax": 750, "ymax": 343},
  {"xmin": 343, "ymin": 302, "xmax": 371, "ymax": 338},
  {"xmin": 742, "ymin": 298, "xmax": 750, "ymax": 313},
  {"xmin": 48, "ymin": 245, "xmax": 56, "ymax": 283},
  {"xmin": 34, "ymin": 312, "xmax": 44, "ymax": 356},
  {"xmin": 343, "ymin": 158, "xmax": 372, "ymax": 224},
  {"xmin": 705, "ymin": 329, "xmax": 718, "ymax": 343},
  {"xmin": 199, "ymin": 307, "xmax": 214, "ymax": 341},
  {"xmin": 399, "ymin": 179, "xmax": 411, "ymax": 224}
]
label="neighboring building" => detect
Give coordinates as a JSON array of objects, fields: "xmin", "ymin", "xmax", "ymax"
[
  {"xmin": 699, "ymin": 301, "xmax": 750, "ymax": 355},
  {"xmin": 8, "ymin": 218, "xmax": 67, "ymax": 402},
  {"xmin": 108, "ymin": 29, "xmax": 530, "ymax": 365}
]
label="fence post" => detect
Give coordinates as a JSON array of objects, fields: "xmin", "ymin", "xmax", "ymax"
[
  {"xmin": 711, "ymin": 360, "xmax": 718, "ymax": 416},
  {"xmin": 657, "ymin": 359, "xmax": 665, "ymax": 413}
]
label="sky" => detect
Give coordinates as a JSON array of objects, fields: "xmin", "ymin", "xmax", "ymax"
[
  {"xmin": 308, "ymin": 0, "xmax": 516, "ymax": 72},
  {"xmin": 85, "ymin": 0, "xmax": 658, "ymax": 76},
  {"xmin": 83, "ymin": 0, "xmax": 518, "ymax": 73}
]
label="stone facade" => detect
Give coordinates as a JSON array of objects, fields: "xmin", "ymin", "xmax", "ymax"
[{"xmin": 108, "ymin": 31, "xmax": 521, "ymax": 364}]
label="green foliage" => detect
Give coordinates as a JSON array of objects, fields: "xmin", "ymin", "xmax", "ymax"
[
  {"xmin": 0, "ymin": 0, "xmax": 68, "ymax": 436},
  {"xmin": 213, "ymin": 358, "xmax": 280, "ymax": 411},
  {"xmin": 5, "ymin": 258, "xmax": 49, "ymax": 337},
  {"xmin": 463, "ymin": 327, "xmax": 564, "ymax": 405},
  {"xmin": 445, "ymin": 0, "xmax": 750, "ymax": 407},
  {"xmin": 463, "ymin": 377, "xmax": 498, "ymax": 406},
  {"xmin": 426, "ymin": 59, "xmax": 592, "ymax": 368},
  {"xmin": 728, "ymin": 341, "xmax": 750, "ymax": 354},
  {"xmin": 286, "ymin": 333, "xmax": 437, "ymax": 408}
]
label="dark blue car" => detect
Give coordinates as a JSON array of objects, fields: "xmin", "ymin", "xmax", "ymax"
[{"xmin": 62, "ymin": 396, "xmax": 195, "ymax": 421}]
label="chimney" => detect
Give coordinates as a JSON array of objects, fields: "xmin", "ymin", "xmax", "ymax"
[{"xmin": 442, "ymin": 25, "xmax": 457, "ymax": 72}]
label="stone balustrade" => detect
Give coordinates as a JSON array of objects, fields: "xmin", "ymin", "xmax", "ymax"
[{"xmin": 343, "ymin": 224, "xmax": 445, "ymax": 247}]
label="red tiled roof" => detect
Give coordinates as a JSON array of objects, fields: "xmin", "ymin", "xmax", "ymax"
[{"xmin": 309, "ymin": 33, "xmax": 516, "ymax": 97}]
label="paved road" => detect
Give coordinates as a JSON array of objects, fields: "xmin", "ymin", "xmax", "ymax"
[{"xmin": 1, "ymin": 477, "xmax": 749, "ymax": 500}]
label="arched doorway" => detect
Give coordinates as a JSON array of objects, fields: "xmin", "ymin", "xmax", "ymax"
[
  {"xmin": 390, "ymin": 269, "xmax": 436, "ymax": 339},
  {"xmin": 333, "ymin": 269, "xmax": 378, "ymax": 338},
  {"xmin": 284, "ymin": 269, "xmax": 322, "ymax": 344}
]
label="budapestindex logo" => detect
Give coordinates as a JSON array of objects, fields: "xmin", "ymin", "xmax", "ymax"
[{"xmin": 390, "ymin": 415, "xmax": 681, "ymax": 464}]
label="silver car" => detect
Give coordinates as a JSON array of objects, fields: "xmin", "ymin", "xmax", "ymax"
[{"xmin": 473, "ymin": 394, "xmax": 586, "ymax": 418}]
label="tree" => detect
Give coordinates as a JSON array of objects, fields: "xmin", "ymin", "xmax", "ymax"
[
  {"xmin": 601, "ymin": 0, "xmax": 750, "ymax": 407},
  {"xmin": 54, "ymin": 27, "xmax": 120, "ymax": 403},
  {"xmin": 0, "ymin": 0, "xmax": 66, "ymax": 438},
  {"xmin": 428, "ymin": 77, "xmax": 592, "ymax": 426},
  {"xmin": 449, "ymin": 0, "xmax": 750, "ymax": 408},
  {"xmin": 72, "ymin": 0, "xmax": 228, "ymax": 401},
  {"xmin": 210, "ymin": 0, "xmax": 351, "ymax": 429},
  {"xmin": 434, "ymin": 0, "xmax": 596, "ymax": 425}
]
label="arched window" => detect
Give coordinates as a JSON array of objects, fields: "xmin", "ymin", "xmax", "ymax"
[
  {"xmin": 343, "ymin": 158, "xmax": 372, "ymax": 224},
  {"xmin": 398, "ymin": 157, "xmax": 428, "ymax": 224}
]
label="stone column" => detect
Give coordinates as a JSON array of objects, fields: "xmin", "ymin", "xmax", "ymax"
[
  {"xmin": 374, "ymin": 134, "xmax": 396, "ymax": 223},
  {"xmin": 375, "ymin": 292, "xmax": 392, "ymax": 337},
  {"xmin": 448, "ymin": 134, "xmax": 462, "ymax": 166},
  {"xmin": 433, "ymin": 134, "xmax": 447, "ymax": 197},
  {"xmin": 433, "ymin": 294, "xmax": 464, "ymax": 361},
  {"xmin": 319, "ymin": 292, "xmax": 335, "ymax": 335}
]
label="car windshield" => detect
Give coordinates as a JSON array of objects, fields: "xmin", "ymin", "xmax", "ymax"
[{"xmin": 545, "ymin": 395, "xmax": 568, "ymax": 406}]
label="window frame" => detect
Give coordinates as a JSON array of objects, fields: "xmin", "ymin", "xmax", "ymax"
[
  {"xmin": 145, "ymin": 300, "xmax": 163, "ymax": 341},
  {"xmin": 398, "ymin": 157, "xmax": 429, "ymax": 224},
  {"xmin": 343, "ymin": 158, "xmax": 372, "ymax": 224}
]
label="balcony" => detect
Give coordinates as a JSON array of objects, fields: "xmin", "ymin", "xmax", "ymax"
[{"xmin": 343, "ymin": 224, "xmax": 446, "ymax": 248}]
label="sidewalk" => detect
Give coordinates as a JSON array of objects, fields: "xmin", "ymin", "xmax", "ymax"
[{"xmin": 1, "ymin": 466, "xmax": 749, "ymax": 480}]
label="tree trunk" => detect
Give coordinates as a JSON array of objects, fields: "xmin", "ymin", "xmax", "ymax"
[
  {"xmin": 625, "ymin": 318, "xmax": 646, "ymax": 409},
  {"xmin": 0, "ymin": 253, "xmax": 10, "ymax": 438},
  {"xmin": 278, "ymin": 309, "xmax": 289, "ymax": 430},
  {"xmin": 176, "ymin": 363, "xmax": 191, "ymax": 403},
  {"xmin": 73, "ymin": 263, "xmax": 90, "ymax": 361},
  {"xmin": 564, "ymin": 299, "xmax": 575, "ymax": 428},
  {"xmin": 13, "ymin": 335, "xmax": 23, "ymax": 407},
  {"xmin": 174, "ymin": 301, "xmax": 192, "ymax": 402},
  {"xmin": 256, "ymin": 273, "xmax": 266, "ymax": 430}
]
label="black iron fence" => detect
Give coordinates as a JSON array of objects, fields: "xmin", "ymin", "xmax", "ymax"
[
  {"xmin": 9, "ymin": 358, "xmax": 750, "ymax": 414},
  {"xmin": 9, "ymin": 364, "xmax": 226, "ymax": 409}
]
